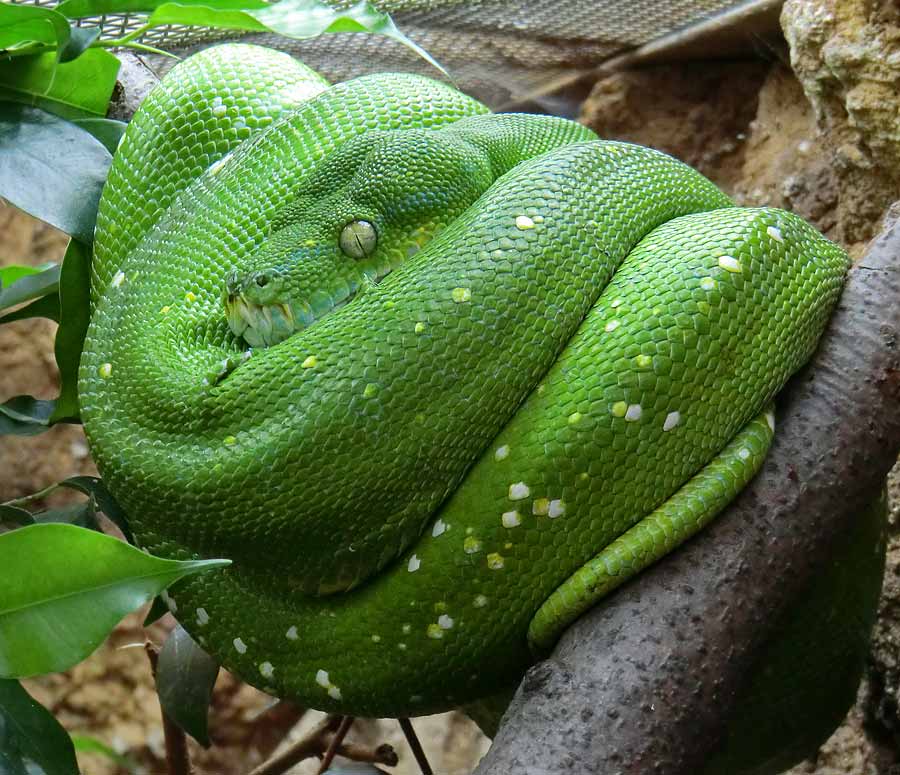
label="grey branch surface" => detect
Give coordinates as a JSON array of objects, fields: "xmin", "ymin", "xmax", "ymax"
[{"xmin": 475, "ymin": 222, "xmax": 900, "ymax": 773}]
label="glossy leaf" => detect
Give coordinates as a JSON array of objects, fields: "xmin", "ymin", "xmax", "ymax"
[
  {"xmin": 58, "ymin": 24, "xmax": 100, "ymax": 62},
  {"xmin": 0, "ymin": 476, "xmax": 130, "ymax": 537},
  {"xmin": 0, "ymin": 679, "xmax": 78, "ymax": 775},
  {"xmin": 44, "ymin": 475, "xmax": 132, "ymax": 539},
  {"xmin": 0, "ymin": 291, "xmax": 60, "ymax": 324},
  {"xmin": 0, "ymin": 263, "xmax": 60, "ymax": 313},
  {"xmin": 0, "ymin": 3, "xmax": 71, "ymax": 53},
  {"xmin": 0, "ymin": 49, "xmax": 120, "ymax": 119},
  {"xmin": 51, "ymin": 240, "xmax": 91, "ymax": 421},
  {"xmin": 143, "ymin": 595, "xmax": 170, "ymax": 626},
  {"xmin": 0, "ymin": 104, "xmax": 110, "ymax": 242},
  {"xmin": 72, "ymin": 117, "xmax": 126, "ymax": 155},
  {"xmin": 34, "ymin": 502, "xmax": 101, "ymax": 531},
  {"xmin": 156, "ymin": 625, "xmax": 219, "ymax": 747},
  {"xmin": 0, "ymin": 395, "xmax": 55, "ymax": 436},
  {"xmin": 55, "ymin": 0, "xmax": 445, "ymax": 75},
  {"xmin": 0, "ymin": 263, "xmax": 55, "ymax": 287},
  {"xmin": 0, "ymin": 504, "xmax": 34, "ymax": 528},
  {"xmin": 0, "ymin": 523, "xmax": 230, "ymax": 678}
]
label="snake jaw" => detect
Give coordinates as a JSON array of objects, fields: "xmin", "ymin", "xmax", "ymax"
[{"xmin": 224, "ymin": 283, "xmax": 359, "ymax": 348}]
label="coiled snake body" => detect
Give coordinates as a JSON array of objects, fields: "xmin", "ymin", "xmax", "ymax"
[{"xmin": 80, "ymin": 44, "xmax": 849, "ymax": 717}]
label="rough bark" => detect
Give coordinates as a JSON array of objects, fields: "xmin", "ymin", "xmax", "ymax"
[{"xmin": 474, "ymin": 222, "xmax": 900, "ymax": 773}]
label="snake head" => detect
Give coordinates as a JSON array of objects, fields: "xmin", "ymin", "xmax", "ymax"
[
  {"xmin": 223, "ymin": 234, "xmax": 370, "ymax": 348},
  {"xmin": 223, "ymin": 127, "xmax": 497, "ymax": 350}
]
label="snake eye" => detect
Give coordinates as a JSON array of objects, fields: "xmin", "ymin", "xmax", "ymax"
[
  {"xmin": 255, "ymin": 274, "xmax": 269, "ymax": 287},
  {"xmin": 339, "ymin": 220, "xmax": 377, "ymax": 259}
]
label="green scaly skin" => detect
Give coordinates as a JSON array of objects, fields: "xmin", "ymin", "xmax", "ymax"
[{"xmin": 79, "ymin": 44, "xmax": 851, "ymax": 718}]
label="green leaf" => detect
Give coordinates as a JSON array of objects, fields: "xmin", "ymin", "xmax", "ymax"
[
  {"xmin": 0, "ymin": 48, "xmax": 120, "ymax": 119},
  {"xmin": 0, "ymin": 104, "xmax": 110, "ymax": 241},
  {"xmin": 71, "ymin": 735, "xmax": 137, "ymax": 771},
  {"xmin": 0, "ymin": 263, "xmax": 55, "ymax": 286},
  {"xmin": 1, "ymin": 476, "xmax": 131, "ymax": 538},
  {"xmin": 0, "ymin": 291, "xmax": 60, "ymax": 324},
  {"xmin": 0, "ymin": 523, "xmax": 230, "ymax": 678},
  {"xmin": 0, "ymin": 679, "xmax": 79, "ymax": 775},
  {"xmin": 0, "ymin": 263, "xmax": 60, "ymax": 312},
  {"xmin": 143, "ymin": 595, "xmax": 170, "ymax": 626},
  {"xmin": 0, "ymin": 504, "xmax": 34, "ymax": 528},
  {"xmin": 45, "ymin": 476, "xmax": 132, "ymax": 540},
  {"xmin": 55, "ymin": 0, "xmax": 445, "ymax": 75},
  {"xmin": 156, "ymin": 625, "xmax": 219, "ymax": 747},
  {"xmin": 51, "ymin": 240, "xmax": 91, "ymax": 422},
  {"xmin": 34, "ymin": 502, "xmax": 100, "ymax": 531},
  {"xmin": 77, "ymin": 476, "xmax": 133, "ymax": 541},
  {"xmin": 0, "ymin": 4, "xmax": 71, "ymax": 53},
  {"xmin": 72, "ymin": 117, "xmax": 126, "ymax": 155},
  {"xmin": 59, "ymin": 24, "xmax": 101, "ymax": 63},
  {"xmin": 0, "ymin": 502, "xmax": 97, "ymax": 532},
  {"xmin": 0, "ymin": 395, "xmax": 55, "ymax": 436}
]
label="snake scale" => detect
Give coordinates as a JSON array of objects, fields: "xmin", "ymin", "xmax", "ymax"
[{"xmin": 79, "ymin": 43, "xmax": 850, "ymax": 719}]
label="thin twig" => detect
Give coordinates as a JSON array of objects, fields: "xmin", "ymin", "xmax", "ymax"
[
  {"xmin": 247, "ymin": 715, "xmax": 398, "ymax": 775},
  {"xmin": 145, "ymin": 641, "xmax": 193, "ymax": 775},
  {"xmin": 399, "ymin": 718, "xmax": 433, "ymax": 775},
  {"xmin": 316, "ymin": 715, "xmax": 354, "ymax": 774}
]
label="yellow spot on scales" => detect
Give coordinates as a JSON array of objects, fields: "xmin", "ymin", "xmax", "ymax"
[
  {"xmin": 487, "ymin": 553, "xmax": 505, "ymax": 570},
  {"xmin": 718, "ymin": 255, "xmax": 742, "ymax": 273},
  {"xmin": 224, "ymin": 435, "xmax": 237, "ymax": 446},
  {"xmin": 463, "ymin": 536, "xmax": 482, "ymax": 554},
  {"xmin": 452, "ymin": 287, "xmax": 472, "ymax": 303},
  {"xmin": 414, "ymin": 322, "xmax": 426, "ymax": 334},
  {"xmin": 98, "ymin": 363, "xmax": 112, "ymax": 379},
  {"xmin": 185, "ymin": 291, "xmax": 197, "ymax": 302},
  {"xmin": 301, "ymin": 355, "xmax": 317, "ymax": 368},
  {"xmin": 160, "ymin": 306, "xmax": 171, "ymax": 314}
]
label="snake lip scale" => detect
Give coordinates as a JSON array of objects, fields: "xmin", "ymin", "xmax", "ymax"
[{"xmin": 80, "ymin": 44, "xmax": 851, "ymax": 719}]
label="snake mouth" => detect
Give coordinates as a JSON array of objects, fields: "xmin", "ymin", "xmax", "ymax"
[{"xmin": 225, "ymin": 286, "xmax": 358, "ymax": 348}]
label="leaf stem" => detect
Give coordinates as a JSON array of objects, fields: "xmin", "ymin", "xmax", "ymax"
[{"xmin": 2, "ymin": 482, "xmax": 61, "ymax": 508}]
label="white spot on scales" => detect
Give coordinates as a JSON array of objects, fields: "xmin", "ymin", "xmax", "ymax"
[
  {"xmin": 663, "ymin": 411, "xmax": 681, "ymax": 431},
  {"xmin": 508, "ymin": 482, "xmax": 530, "ymax": 500}
]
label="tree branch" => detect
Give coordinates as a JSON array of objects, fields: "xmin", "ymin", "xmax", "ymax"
[{"xmin": 475, "ymin": 219, "xmax": 900, "ymax": 773}]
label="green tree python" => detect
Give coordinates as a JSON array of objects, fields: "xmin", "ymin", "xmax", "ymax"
[{"xmin": 80, "ymin": 44, "xmax": 853, "ymax": 726}]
